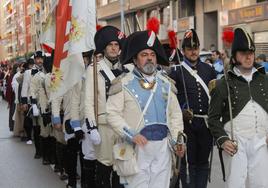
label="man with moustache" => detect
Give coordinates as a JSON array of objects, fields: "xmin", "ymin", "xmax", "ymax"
[
  {"xmin": 169, "ymin": 29, "xmax": 216, "ymax": 188},
  {"xmin": 106, "ymin": 30, "xmax": 185, "ymax": 188},
  {"xmin": 208, "ymin": 28, "xmax": 268, "ymax": 188},
  {"xmin": 84, "ymin": 25, "xmax": 127, "ymax": 188}
]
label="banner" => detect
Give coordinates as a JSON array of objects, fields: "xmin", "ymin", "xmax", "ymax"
[{"xmin": 49, "ymin": 0, "xmax": 96, "ymax": 100}]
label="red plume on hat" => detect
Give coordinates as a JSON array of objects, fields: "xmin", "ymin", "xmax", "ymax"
[
  {"xmin": 168, "ymin": 30, "xmax": 177, "ymax": 49},
  {"xmin": 96, "ymin": 24, "xmax": 103, "ymax": 31},
  {"xmin": 222, "ymin": 28, "xmax": 234, "ymax": 44},
  {"xmin": 146, "ymin": 17, "xmax": 160, "ymax": 34}
]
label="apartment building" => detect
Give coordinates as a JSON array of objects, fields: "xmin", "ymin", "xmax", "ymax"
[
  {"xmin": 0, "ymin": 0, "xmax": 53, "ymax": 60},
  {"xmin": 97, "ymin": 0, "xmax": 268, "ymax": 55}
]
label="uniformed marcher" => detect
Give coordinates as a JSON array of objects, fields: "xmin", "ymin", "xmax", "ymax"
[
  {"xmin": 84, "ymin": 25, "xmax": 127, "ymax": 188},
  {"xmin": 70, "ymin": 50, "xmax": 100, "ymax": 188},
  {"xmin": 169, "ymin": 29, "xmax": 216, "ymax": 188},
  {"xmin": 208, "ymin": 27, "xmax": 268, "ymax": 188},
  {"xmin": 106, "ymin": 29, "xmax": 185, "ymax": 188},
  {"xmin": 21, "ymin": 51, "xmax": 46, "ymax": 158},
  {"xmin": 30, "ymin": 55, "xmax": 53, "ymax": 165}
]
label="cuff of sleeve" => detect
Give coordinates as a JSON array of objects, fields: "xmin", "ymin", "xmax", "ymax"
[
  {"xmin": 216, "ymin": 136, "xmax": 230, "ymax": 148},
  {"xmin": 31, "ymin": 98, "xmax": 37, "ymax": 104},
  {"xmin": 123, "ymin": 126, "xmax": 136, "ymax": 143},
  {"xmin": 85, "ymin": 118, "xmax": 97, "ymax": 132},
  {"xmin": 71, "ymin": 120, "xmax": 81, "ymax": 129},
  {"xmin": 52, "ymin": 116, "xmax": 61, "ymax": 125},
  {"xmin": 74, "ymin": 127, "xmax": 82, "ymax": 131},
  {"xmin": 21, "ymin": 97, "xmax": 28, "ymax": 104}
]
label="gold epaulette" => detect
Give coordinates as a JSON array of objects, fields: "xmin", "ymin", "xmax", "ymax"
[{"xmin": 208, "ymin": 79, "xmax": 217, "ymax": 93}]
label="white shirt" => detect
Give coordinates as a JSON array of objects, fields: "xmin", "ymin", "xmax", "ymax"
[{"xmin": 224, "ymin": 67, "xmax": 268, "ymax": 139}]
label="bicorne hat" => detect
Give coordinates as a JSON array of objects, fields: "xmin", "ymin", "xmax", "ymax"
[
  {"xmin": 231, "ymin": 27, "xmax": 255, "ymax": 56},
  {"xmin": 94, "ymin": 26, "xmax": 125, "ymax": 54}
]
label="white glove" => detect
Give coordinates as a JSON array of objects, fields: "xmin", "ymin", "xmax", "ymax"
[
  {"xmin": 32, "ymin": 104, "xmax": 40, "ymax": 117},
  {"xmin": 89, "ymin": 129, "xmax": 101, "ymax": 145}
]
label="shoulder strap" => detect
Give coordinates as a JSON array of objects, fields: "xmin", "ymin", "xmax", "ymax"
[
  {"xmin": 99, "ymin": 60, "xmax": 115, "ymax": 81},
  {"xmin": 181, "ymin": 61, "xmax": 211, "ymax": 101}
]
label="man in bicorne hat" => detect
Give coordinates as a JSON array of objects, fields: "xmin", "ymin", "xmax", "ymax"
[
  {"xmin": 169, "ymin": 29, "xmax": 216, "ymax": 188},
  {"xmin": 208, "ymin": 28, "xmax": 268, "ymax": 188},
  {"xmin": 84, "ymin": 25, "xmax": 128, "ymax": 188},
  {"xmin": 106, "ymin": 29, "xmax": 185, "ymax": 188}
]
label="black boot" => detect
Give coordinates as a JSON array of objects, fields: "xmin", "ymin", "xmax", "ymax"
[
  {"xmin": 66, "ymin": 138, "xmax": 79, "ymax": 187},
  {"xmin": 83, "ymin": 159, "xmax": 96, "ymax": 188},
  {"xmin": 33, "ymin": 126, "xmax": 41, "ymax": 159},
  {"xmin": 48, "ymin": 136, "xmax": 56, "ymax": 164},
  {"xmin": 95, "ymin": 161, "xmax": 113, "ymax": 188},
  {"xmin": 196, "ymin": 164, "xmax": 209, "ymax": 188},
  {"xmin": 41, "ymin": 137, "xmax": 50, "ymax": 165},
  {"xmin": 56, "ymin": 142, "xmax": 68, "ymax": 180}
]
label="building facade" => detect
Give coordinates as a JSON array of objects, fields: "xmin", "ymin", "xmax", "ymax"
[
  {"xmin": 0, "ymin": 0, "xmax": 53, "ymax": 61},
  {"xmin": 96, "ymin": 0, "xmax": 268, "ymax": 57}
]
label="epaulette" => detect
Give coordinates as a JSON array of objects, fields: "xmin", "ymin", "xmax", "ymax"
[
  {"xmin": 159, "ymin": 73, "xmax": 178, "ymax": 94},
  {"xmin": 108, "ymin": 76, "xmax": 123, "ymax": 96},
  {"xmin": 208, "ymin": 79, "xmax": 217, "ymax": 93}
]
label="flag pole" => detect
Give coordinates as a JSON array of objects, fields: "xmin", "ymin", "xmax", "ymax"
[{"xmin": 120, "ymin": 0, "xmax": 125, "ymax": 32}]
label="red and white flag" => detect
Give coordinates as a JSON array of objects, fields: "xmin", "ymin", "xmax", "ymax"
[{"xmin": 47, "ymin": 0, "xmax": 96, "ymax": 100}]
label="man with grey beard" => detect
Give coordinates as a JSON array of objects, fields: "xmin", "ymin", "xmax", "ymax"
[{"xmin": 106, "ymin": 30, "xmax": 185, "ymax": 188}]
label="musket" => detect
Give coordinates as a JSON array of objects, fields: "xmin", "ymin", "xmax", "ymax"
[
  {"xmin": 92, "ymin": 50, "xmax": 98, "ymax": 125},
  {"xmin": 173, "ymin": 42, "xmax": 191, "ymax": 184}
]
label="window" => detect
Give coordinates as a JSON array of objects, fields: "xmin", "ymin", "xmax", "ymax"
[{"xmin": 179, "ymin": 0, "xmax": 195, "ymax": 18}]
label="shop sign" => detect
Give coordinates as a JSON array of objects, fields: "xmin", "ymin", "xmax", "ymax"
[
  {"xmin": 229, "ymin": 2, "xmax": 268, "ymax": 25},
  {"xmin": 177, "ymin": 16, "xmax": 194, "ymax": 32}
]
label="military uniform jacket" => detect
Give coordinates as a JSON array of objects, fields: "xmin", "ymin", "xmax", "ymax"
[
  {"xmin": 106, "ymin": 70, "xmax": 184, "ymax": 141},
  {"xmin": 208, "ymin": 65, "xmax": 268, "ymax": 147},
  {"xmin": 21, "ymin": 65, "xmax": 44, "ymax": 104},
  {"xmin": 84, "ymin": 57, "xmax": 126, "ymax": 125},
  {"xmin": 30, "ymin": 71, "xmax": 49, "ymax": 113},
  {"xmin": 169, "ymin": 60, "xmax": 216, "ymax": 117},
  {"xmin": 70, "ymin": 75, "xmax": 86, "ymax": 130}
]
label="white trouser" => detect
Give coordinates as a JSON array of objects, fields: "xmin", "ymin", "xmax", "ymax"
[
  {"xmin": 223, "ymin": 135, "xmax": 268, "ymax": 188},
  {"xmin": 124, "ymin": 138, "xmax": 171, "ymax": 188}
]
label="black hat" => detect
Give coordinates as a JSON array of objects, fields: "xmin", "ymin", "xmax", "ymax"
[
  {"xmin": 182, "ymin": 29, "xmax": 200, "ymax": 49},
  {"xmin": 34, "ymin": 50, "xmax": 45, "ymax": 58},
  {"xmin": 119, "ymin": 33, "xmax": 134, "ymax": 63},
  {"xmin": 122, "ymin": 30, "xmax": 168, "ymax": 66},
  {"xmin": 162, "ymin": 44, "xmax": 183, "ymax": 63},
  {"xmin": 16, "ymin": 57, "xmax": 27, "ymax": 64},
  {"xmin": 94, "ymin": 26, "xmax": 125, "ymax": 54},
  {"xmin": 82, "ymin": 50, "xmax": 94, "ymax": 59},
  {"xmin": 231, "ymin": 28, "xmax": 255, "ymax": 56},
  {"xmin": 43, "ymin": 56, "xmax": 53, "ymax": 73}
]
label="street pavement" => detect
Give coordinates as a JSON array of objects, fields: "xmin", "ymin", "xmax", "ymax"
[
  {"xmin": 0, "ymin": 98, "xmax": 66, "ymax": 188},
  {"xmin": 0, "ymin": 97, "xmax": 225, "ymax": 188}
]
